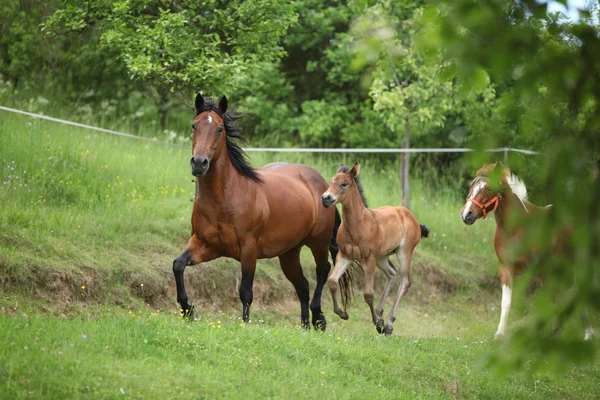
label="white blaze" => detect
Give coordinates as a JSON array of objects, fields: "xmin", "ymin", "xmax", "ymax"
[
  {"xmin": 207, "ymin": 115, "xmax": 213, "ymax": 123},
  {"xmin": 462, "ymin": 181, "xmax": 485, "ymax": 219}
]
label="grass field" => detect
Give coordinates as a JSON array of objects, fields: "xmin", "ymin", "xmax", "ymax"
[{"xmin": 1, "ymin": 111, "xmax": 599, "ymax": 399}]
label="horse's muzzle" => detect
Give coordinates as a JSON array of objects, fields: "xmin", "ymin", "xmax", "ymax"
[
  {"xmin": 321, "ymin": 194, "xmax": 336, "ymax": 208},
  {"xmin": 190, "ymin": 155, "xmax": 210, "ymax": 176},
  {"xmin": 461, "ymin": 210, "xmax": 476, "ymax": 225}
]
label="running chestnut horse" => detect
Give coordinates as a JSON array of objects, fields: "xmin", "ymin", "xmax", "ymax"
[
  {"xmin": 172, "ymin": 93, "xmax": 353, "ymax": 330},
  {"xmin": 321, "ymin": 163, "xmax": 429, "ymax": 335},
  {"xmin": 461, "ymin": 163, "xmax": 594, "ymax": 340}
]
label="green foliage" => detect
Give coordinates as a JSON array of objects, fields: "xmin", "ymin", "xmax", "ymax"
[
  {"xmin": 418, "ymin": 0, "xmax": 600, "ymax": 372},
  {"xmin": 351, "ymin": 5, "xmax": 461, "ymax": 140},
  {"xmin": 43, "ymin": 0, "xmax": 296, "ymax": 95}
]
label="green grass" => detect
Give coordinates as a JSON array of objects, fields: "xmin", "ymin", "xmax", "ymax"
[
  {"xmin": 3, "ymin": 110, "xmax": 597, "ymax": 398},
  {"xmin": 1, "ymin": 307, "xmax": 599, "ymax": 399}
]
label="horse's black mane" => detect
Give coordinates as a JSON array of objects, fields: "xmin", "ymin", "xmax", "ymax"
[
  {"xmin": 196, "ymin": 99, "xmax": 262, "ymax": 183},
  {"xmin": 338, "ymin": 165, "xmax": 369, "ymax": 208}
]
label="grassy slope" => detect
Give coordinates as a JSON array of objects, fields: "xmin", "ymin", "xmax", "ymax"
[
  {"xmin": 0, "ymin": 112, "xmax": 498, "ymax": 310},
  {"xmin": 2, "ymin": 112, "xmax": 598, "ymax": 398}
]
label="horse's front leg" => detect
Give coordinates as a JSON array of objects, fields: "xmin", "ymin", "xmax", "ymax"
[
  {"xmin": 239, "ymin": 244, "xmax": 258, "ymax": 323},
  {"xmin": 172, "ymin": 236, "xmax": 215, "ymax": 320},
  {"xmin": 494, "ymin": 265, "xmax": 513, "ymax": 340}
]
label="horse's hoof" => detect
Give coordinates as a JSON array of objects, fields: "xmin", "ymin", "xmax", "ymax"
[
  {"xmin": 312, "ymin": 315, "xmax": 327, "ymax": 332},
  {"xmin": 384, "ymin": 324, "xmax": 393, "ymax": 336},
  {"xmin": 493, "ymin": 332, "xmax": 504, "ymax": 341},
  {"xmin": 375, "ymin": 319, "xmax": 385, "ymax": 334},
  {"xmin": 182, "ymin": 305, "xmax": 196, "ymax": 321},
  {"xmin": 338, "ymin": 311, "xmax": 349, "ymax": 320}
]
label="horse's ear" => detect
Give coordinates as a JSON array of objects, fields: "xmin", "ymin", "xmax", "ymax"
[
  {"xmin": 219, "ymin": 96, "xmax": 228, "ymax": 114},
  {"xmin": 195, "ymin": 92, "xmax": 204, "ymax": 114},
  {"xmin": 349, "ymin": 162, "xmax": 360, "ymax": 177}
]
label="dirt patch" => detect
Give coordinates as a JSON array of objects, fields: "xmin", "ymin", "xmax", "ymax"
[{"xmin": 416, "ymin": 262, "xmax": 460, "ymax": 294}]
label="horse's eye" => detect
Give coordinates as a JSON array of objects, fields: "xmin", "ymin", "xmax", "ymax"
[
  {"xmin": 191, "ymin": 124, "xmax": 196, "ymax": 130},
  {"xmin": 485, "ymin": 187, "xmax": 492, "ymax": 192},
  {"xmin": 217, "ymin": 126, "xmax": 224, "ymax": 134},
  {"xmin": 341, "ymin": 183, "xmax": 348, "ymax": 188}
]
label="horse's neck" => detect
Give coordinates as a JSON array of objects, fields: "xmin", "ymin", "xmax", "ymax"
[
  {"xmin": 341, "ymin": 185, "xmax": 369, "ymax": 230},
  {"xmin": 195, "ymin": 154, "xmax": 250, "ymax": 207},
  {"xmin": 494, "ymin": 190, "xmax": 528, "ymax": 233}
]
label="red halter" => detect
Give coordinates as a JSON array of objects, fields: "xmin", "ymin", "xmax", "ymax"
[{"xmin": 466, "ymin": 195, "xmax": 499, "ymax": 219}]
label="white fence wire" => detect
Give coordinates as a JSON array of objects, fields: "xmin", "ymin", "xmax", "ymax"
[{"xmin": 0, "ymin": 105, "xmax": 539, "ymax": 156}]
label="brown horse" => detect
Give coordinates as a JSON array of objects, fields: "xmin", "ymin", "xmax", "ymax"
[
  {"xmin": 172, "ymin": 93, "xmax": 351, "ymax": 330},
  {"xmin": 461, "ymin": 163, "xmax": 594, "ymax": 340},
  {"xmin": 321, "ymin": 163, "xmax": 429, "ymax": 335}
]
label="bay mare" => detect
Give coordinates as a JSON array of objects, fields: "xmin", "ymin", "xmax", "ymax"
[
  {"xmin": 322, "ymin": 163, "xmax": 429, "ymax": 335},
  {"xmin": 461, "ymin": 163, "xmax": 594, "ymax": 340},
  {"xmin": 172, "ymin": 93, "xmax": 353, "ymax": 329}
]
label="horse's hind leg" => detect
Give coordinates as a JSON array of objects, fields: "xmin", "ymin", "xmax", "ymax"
[
  {"xmin": 279, "ymin": 247, "xmax": 311, "ymax": 329},
  {"xmin": 375, "ymin": 257, "xmax": 397, "ymax": 334},
  {"xmin": 363, "ymin": 257, "xmax": 380, "ymax": 331},
  {"xmin": 385, "ymin": 246, "xmax": 413, "ymax": 336},
  {"xmin": 309, "ymin": 245, "xmax": 331, "ymax": 331},
  {"xmin": 327, "ymin": 255, "xmax": 353, "ymax": 320}
]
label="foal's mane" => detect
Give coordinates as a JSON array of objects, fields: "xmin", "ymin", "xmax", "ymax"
[
  {"xmin": 196, "ymin": 99, "xmax": 262, "ymax": 183},
  {"xmin": 338, "ymin": 165, "xmax": 369, "ymax": 208}
]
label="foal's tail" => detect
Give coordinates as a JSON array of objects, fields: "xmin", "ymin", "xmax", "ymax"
[
  {"xmin": 420, "ymin": 224, "xmax": 430, "ymax": 238},
  {"xmin": 330, "ymin": 208, "xmax": 360, "ymax": 310}
]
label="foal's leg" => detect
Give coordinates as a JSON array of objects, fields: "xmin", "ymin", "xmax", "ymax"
[
  {"xmin": 327, "ymin": 254, "xmax": 353, "ymax": 320},
  {"xmin": 494, "ymin": 266, "xmax": 513, "ymax": 340},
  {"xmin": 279, "ymin": 247, "xmax": 311, "ymax": 329},
  {"xmin": 384, "ymin": 247, "xmax": 413, "ymax": 336},
  {"xmin": 362, "ymin": 257, "xmax": 380, "ymax": 332},
  {"xmin": 309, "ymin": 246, "xmax": 331, "ymax": 331},
  {"xmin": 239, "ymin": 245, "xmax": 258, "ymax": 323},
  {"xmin": 375, "ymin": 257, "xmax": 397, "ymax": 334}
]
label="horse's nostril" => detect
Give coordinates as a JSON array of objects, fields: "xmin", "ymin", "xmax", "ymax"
[
  {"xmin": 201, "ymin": 158, "xmax": 209, "ymax": 167},
  {"xmin": 466, "ymin": 211, "xmax": 473, "ymax": 219}
]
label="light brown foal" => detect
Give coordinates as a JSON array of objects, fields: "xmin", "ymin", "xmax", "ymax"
[{"xmin": 322, "ymin": 163, "xmax": 429, "ymax": 335}]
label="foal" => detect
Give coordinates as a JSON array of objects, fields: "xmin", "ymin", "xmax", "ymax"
[
  {"xmin": 461, "ymin": 163, "xmax": 594, "ymax": 341},
  {"xmin": 322, "ymin": 163, "xmax": 429, "ymax": 335}
]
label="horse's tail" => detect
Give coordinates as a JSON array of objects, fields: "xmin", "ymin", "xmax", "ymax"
[
  {"xmin": 329, "ymin": 208, "xmax": 360, "ymax": 310},
  {"xmin": 420, "ymin": 224, "xmax": 430, "ymax": 238}
]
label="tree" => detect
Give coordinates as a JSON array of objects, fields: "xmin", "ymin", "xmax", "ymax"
[
  {"xmin": 350, "ymin": 5, "xmax": 470, "ymax": 208},
  {"xmin": 44, "ymin": 0, "xmax": 297, "ymax": 127}
]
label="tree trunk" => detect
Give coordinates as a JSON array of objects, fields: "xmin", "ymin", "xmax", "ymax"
[{"xmin": 401, "ymin": 115, "xmax": 411, "ymax": 209}]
